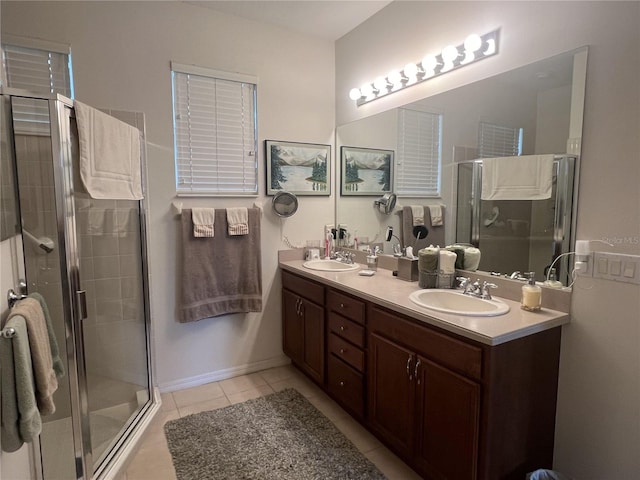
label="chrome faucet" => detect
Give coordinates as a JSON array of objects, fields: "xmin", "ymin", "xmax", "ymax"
[
  {"xmin": 480, "ymin": 281, "xmax": 498, "ymax": 300},
  {"xmin": 457, "ymin": 277, "xmax": 498, "ymax": 299},
  {"xmin": 331, "ymin": 250, "xmax": 355, "ymax": 264},
  {"xmin": 509, "ymin": 271, "xmax": 526, "ymax": 281}
]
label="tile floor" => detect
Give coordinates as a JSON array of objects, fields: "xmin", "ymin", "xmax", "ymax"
[{"xmin": 119, "ymin": 364, "xmax": 421, "ymax": 480}]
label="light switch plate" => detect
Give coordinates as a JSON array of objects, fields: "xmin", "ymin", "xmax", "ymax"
[{"xmin": 593, "ymin": 252, "xmax": 640, "ymax": 284}]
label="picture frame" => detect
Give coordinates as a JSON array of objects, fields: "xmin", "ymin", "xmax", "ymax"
[
  {"xmin": 266, "ymin": 140, "xmax": 331, "ymax": 196},
  {"xmin": 340, "ymin": 146, "xmax": 394, "ymax": 196}
]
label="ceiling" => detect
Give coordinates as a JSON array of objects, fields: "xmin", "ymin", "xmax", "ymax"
[{"xmin": 185, "ymin": 1, "xmax": 393, "ymax": 41}]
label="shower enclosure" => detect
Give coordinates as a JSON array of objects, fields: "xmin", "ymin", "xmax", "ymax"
[
  {"xmin": 2, "ymin": 88, "xmax": 157, "ymax": 479},
  {"xmin": 456, "ymin": 155, "xmax": 578, "ymax": 285}
]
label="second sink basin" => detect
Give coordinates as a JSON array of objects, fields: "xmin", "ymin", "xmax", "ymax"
[
  {"xmin": 409, "ymin": 289, "xmax": 510, "ymax": 317},
  {"xmin": 303, "ymin": 259, "xmax": 360, "ymax": 272}
]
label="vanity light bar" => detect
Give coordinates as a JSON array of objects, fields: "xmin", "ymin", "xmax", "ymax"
[{"xmin": 349, "ymin": 29, "xmax": 500, "ymax": 106}]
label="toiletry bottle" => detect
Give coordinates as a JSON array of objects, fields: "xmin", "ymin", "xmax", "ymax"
[
  {"xmin": 521, "ymin": 272, "xmax": 542, "ymax": 311},
  {"xmin": 543, "ymin": 267, "xmax": 563, "ymax": 288}
]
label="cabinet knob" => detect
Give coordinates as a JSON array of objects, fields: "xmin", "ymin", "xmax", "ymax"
[
  {"xmin": 339, "ymin": 381, "xmax": 345, "ymax": 387},
  {"xmin": 340, "ymin": 348, "xmax": 346, "ymax": 354},
  {"xmin": 340, "ymin": 325, "xmax": 345, "ymax": 331},
  {"xmin": 340, "ymin": 303, "xmax": 345, "ymax": 308}
]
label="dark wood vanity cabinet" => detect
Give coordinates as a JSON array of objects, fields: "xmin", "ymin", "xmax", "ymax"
[
  {"xmin": 282, "ymin": 271, "xmax": 325, "ymax": 384},
  {"xmin": 369, "ymin": 306, "xmax": 481, "ymax": 479},
  {"xmin": 368, "ymin": 304, "xmax": 561, "ymax": 480},
  {"xmin": 281, "ymin": 268, "xmax": 562, "ymax": 480}
]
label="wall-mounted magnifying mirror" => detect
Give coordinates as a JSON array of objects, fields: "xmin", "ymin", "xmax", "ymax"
[
  {"xmin": 272, "ymin": 191, "xmax": 299, "ymax": 217},
  {"xmin": 374, "ymin": 193, "xmax": 396, "ymax": 214}
]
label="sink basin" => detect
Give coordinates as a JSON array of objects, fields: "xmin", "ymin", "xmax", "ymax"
[
  {"xmin": 408, "ymin": 289, "xmax": 510, "ymax": 317},
  {"xmin": 303, "ymin": 259, "xmax": 360, "ymax": 272}
]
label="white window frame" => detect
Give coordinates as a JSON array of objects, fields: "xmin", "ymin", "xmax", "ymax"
[
  {"xmin": 395, "ymin": 108, "xmax": 442, "ymax": 197},
  {"xmin": 171, "ymin": 62, "xmax": 258, "ymax": 196}
]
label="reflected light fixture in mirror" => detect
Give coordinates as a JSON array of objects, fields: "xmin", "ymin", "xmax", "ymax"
[{"xmin": 349, "ymin": 29, "xmax": 500, "ymax": 106}]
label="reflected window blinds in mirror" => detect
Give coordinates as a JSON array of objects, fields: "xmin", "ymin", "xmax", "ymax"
[{"xmin": 349, "ymin": 30, "xmax": 500, "ymax": 106}]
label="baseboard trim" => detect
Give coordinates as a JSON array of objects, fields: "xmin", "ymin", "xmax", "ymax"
[{"xmin": 157, "ymin": 355, "xmax": 291, "ymax": 393}]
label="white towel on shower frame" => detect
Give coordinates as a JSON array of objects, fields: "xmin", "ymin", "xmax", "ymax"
[
  {"xmin": 481, "ymin": 154, "xmax": 554, "ymax": 200},
  {"xmin": 75, "ymin": 101, "xmax": 143, "ymax": 200}
]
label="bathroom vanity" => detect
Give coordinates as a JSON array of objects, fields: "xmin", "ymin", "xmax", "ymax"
[{"xmin": 280, "ymin": 253, "xmax": 570, "ymax": 480}]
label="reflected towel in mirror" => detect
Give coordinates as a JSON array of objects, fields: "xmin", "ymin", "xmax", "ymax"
[{"xmin": 481, "ymin": 154, "xmax": 554, "ymax": 200}]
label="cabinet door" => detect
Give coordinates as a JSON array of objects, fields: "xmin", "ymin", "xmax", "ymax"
[
  {"xmin": 415, "ymin": 356, "xmax": 480, "ymax": 480},
  {"xmin": 368, "ymin": 333, "xmax": 415, "ymax": 454},
  {"xmin": 282, "ymin": 289, "xmax": 303, "ymax": 363},
  {"xmin": 301, "ymin": 298, "xmax": 325, "ymax": 384}
]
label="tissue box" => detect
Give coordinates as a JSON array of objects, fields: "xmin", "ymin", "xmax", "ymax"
[{"xmin": 397, "ymin": 257, "xmax": 419, "ymax": 282}]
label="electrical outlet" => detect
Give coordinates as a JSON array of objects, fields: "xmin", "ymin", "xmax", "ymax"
[
  {"xmin": 324, "ymin": 224, "xmax": 334, "ymax": 240},
  {"xmin": 338, "ymin": 224, "xmax": 348, "ymax": 239}
]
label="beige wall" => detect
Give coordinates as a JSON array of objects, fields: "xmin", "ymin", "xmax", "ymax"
[{"xmin": 336, "ymin": 2, "xmax": 640, "ymax": 478}]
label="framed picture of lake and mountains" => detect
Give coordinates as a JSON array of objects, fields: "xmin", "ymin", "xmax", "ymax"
[
  {"xmin": 266, "ymin": 140, "xmax": 331, "ymax": 195},
  {"xmin": 340, "ymin": 146, "xmax": 394, "ymax": 196}
]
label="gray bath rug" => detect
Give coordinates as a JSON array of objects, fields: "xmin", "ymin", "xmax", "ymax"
[{"xmin": 164, "ymin": 388, "xmax": 387, "ymax": 480}]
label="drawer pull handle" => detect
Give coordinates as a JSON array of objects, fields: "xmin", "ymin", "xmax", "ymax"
[{"xmin": 339, "ymin": 381, "xmax": 345, "ymax": 387}]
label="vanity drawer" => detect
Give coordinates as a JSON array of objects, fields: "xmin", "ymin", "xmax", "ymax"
[
  {"xmin": 327, "ymin": 354, "xmax": 364, "ymax": 418},
  {"xmin": 282, "ymin": 270, "xmax": 324, "ymax": 305},
  {"xmin": 327, "ymin": 290, "xmax": 365, "ymax": 324},
  {"xmin": 328, "ymin": 332, "xmax": 365, "ymax": 372},
  {"xmin": 369, "ymin": 306, "xmax": 483, "ymax": 380},
  {"xmin": 328, "ymin": 312, "xmax": 365, "ymax": 348}
]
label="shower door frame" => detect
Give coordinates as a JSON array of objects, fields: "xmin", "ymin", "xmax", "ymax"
[
  {"xmin": 461, "ymin": 154, "xmax": 579, "ymax": 284},
  {"xmin": 3, "ymin": 88, "xmax": 156, "ymax": 480}
]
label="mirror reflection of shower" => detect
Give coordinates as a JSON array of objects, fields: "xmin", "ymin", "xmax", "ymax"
[{"xmin": 22, "ymin": 229, "xmax": 55, "ymax": 254}]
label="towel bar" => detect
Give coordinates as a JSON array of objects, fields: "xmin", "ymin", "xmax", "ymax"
[
  {"xmin": 7, "ymin": 289, "xmax": 27, "ymax": 308},
  {"xmin": 171, "ymin": 201, "xmax": 263, "ymax": 216},
  {"xmin": 1, "ymin": 327, "xmax": 16, "ymax": 338}
]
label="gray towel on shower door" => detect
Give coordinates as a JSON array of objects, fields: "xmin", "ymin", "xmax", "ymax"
[{"xmin": 180, "ymin": 208, "xmax": 262, "ymax": 323}]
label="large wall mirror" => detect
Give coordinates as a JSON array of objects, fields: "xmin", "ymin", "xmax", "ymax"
[{"xmin": 336, "ymin": 47, "xmax": 587, "ymax": 286}]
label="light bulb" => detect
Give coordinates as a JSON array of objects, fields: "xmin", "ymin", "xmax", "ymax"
[
  {"xmin": 442, "ymin": 45, "xmax": 460, "ymax": 63},
  {"xmin": 360, "ymin": 83, "xmax": 374, "ymax": 98},
  {"xmin": 441, "ymin": 45, "xmax": 460, "ymax": 72},
  {"xmin": 421, "ymin": 54, "xmax": 439, "ymax": 76},
  {"xmin": 464, "ymin": 34, "xmax": 482, "ymax": 53},
  {"xmin": 484, "ymin": 38, "xmax": 496, "ymax": 55},
  {"xmin": 404, "ymin": 62, "xmax": 419, "ymax": 80},
  {"xmin": 374, "ymin": 76, "xmax": 390, "ymax": 92},
  {"xmin": 349, "ymin": 87, "xmax": 362, "ymax": 101},
  {"xmin": 387, "ymin": 70, "xmax": 403, "ymax": 88}
]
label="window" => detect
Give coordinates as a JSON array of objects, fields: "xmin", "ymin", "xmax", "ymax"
[
  {"xmin": 171, "ymin": 62, "xmax": 258, "ymax": 195},
  {"xmin": 395, "ymin": 108, "xmax": 442, "ymax": 197},
  {"xmin": 477, "ymin": 121, "xmax": 523, "ymax": 158},
  {"xmin": 2, "ymin": 39, "xmax": 74, "ymax": 135}
]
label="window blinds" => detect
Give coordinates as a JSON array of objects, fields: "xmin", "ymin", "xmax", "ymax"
[
  {"xmin": 2, "ymin": 43, "xmax": 72, "ymax": 135},
  {"xmin": 478, "ymin": 122, "xmax": 523, "ymax": 158},
  {"xmin": 396, "ymin": 108, "xmax": 442, "ymax": 197},
  {"xmin": 172, "ymin": 66, "xmax": 257, "ymax": 195}
]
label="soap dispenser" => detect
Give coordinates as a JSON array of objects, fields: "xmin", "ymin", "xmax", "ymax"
[{"xmin": 521, "ymin": 272, "xmax": 542, "ymax": 312}]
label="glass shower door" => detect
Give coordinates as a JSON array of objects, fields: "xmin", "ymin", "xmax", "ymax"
[
  {"xmin": 7, "ymin": 92, "xmax": 152, "ymax": 479},
  {"xmin": 68, "ymin": 110, "xmax": 151, "ymax": 472}
]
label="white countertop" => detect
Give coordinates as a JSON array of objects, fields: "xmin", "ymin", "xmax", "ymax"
[{"xmin": 279, "ymin": 259, "xmax": 570, "ymax": 346}]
